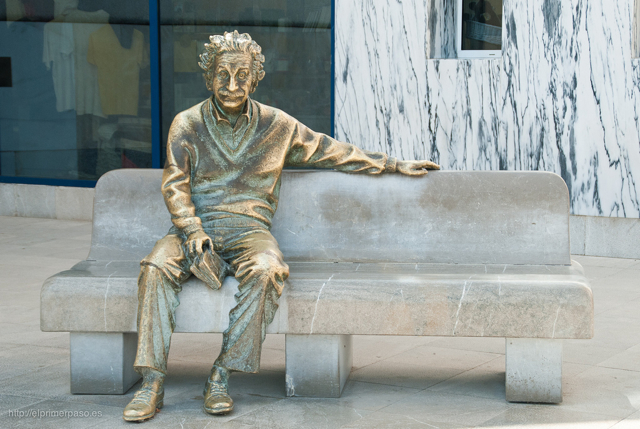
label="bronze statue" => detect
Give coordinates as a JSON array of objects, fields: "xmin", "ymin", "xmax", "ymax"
[{"xmin": 123, "ymin": 30, "xmax": 439, "ymax": 422}]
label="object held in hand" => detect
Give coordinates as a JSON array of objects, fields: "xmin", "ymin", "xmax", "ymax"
[{"xmin": 189, "ymin": 248, "xmax": 229, "ymax": 290}]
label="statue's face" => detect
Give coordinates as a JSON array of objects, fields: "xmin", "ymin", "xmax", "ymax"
[{"xmin": 212, "ymin": 51, "xmax": 253, "ymax": 113}]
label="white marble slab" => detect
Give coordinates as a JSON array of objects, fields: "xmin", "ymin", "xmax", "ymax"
[{"xmin": 335, "ymin": 0, "xmax": 640, "ymax": 217}]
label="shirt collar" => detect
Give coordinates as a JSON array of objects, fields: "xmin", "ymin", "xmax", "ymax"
[{"xmin": 210, "ymin": 96, "xmax": 252, "ymax": 126}]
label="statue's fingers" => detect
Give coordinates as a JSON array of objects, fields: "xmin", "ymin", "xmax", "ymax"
[
  {"xmin": 422, "ymin": 160, "xmax": 440, "ymax": 170},
  {"xmin": 409, "ymin": 168, "xmax": 428, "ymax": 176},
  {"xmin": 205, "ymin": 237, "xmax": 213, "ymax": 251}
]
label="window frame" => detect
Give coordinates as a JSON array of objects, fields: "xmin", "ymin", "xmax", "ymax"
[{"xmin": 455, "ymin": 0, "xmax": 502, "ymax": 59}]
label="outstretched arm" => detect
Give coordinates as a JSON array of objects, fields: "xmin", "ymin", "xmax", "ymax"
[
  {"xmin": 284, "ymin": 119, "xmax": 440, "ymax": 175},
  {"xmin": 285, "ymin": 120, "xmax": 388, "ymax": 173}
]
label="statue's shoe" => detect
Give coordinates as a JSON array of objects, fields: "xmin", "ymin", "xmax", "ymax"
[
  {"xmin": 123, "ymin": 388, "xmax": 164, "ymax": 422},
  {"xmin": 203, "ymin": 378, "xmax": 234, "ymax": 415}
]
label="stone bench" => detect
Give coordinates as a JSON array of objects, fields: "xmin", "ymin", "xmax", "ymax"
[{"xmin": 40, "ymin": 169, "xmax": 593, "ymax": 403}]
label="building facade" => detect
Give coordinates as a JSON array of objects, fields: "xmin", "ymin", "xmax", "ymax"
[{"xmin": 1, "ymin": 0, "xmax": 640, "ymax": 257}]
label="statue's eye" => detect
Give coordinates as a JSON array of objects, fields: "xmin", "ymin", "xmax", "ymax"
[
  {"xmin": 238, "ymin": 71, "xmax": 247, "ymax": 80},
  {"xmin": 218, "ymin": 70, "xmax": 229, "ymax": 79}
]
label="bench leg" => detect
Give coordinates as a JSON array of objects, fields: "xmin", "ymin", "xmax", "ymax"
[
  {"xmin": 285, "ymin": 334, "xmax": 352, "ymax": 398},
  {"xmin": 70, "ymin": 332, "xmax": 141, "ymax": 394},
  {"xmin": 505, "ymin": 338, "xmax": 562, "ymax": 403}
]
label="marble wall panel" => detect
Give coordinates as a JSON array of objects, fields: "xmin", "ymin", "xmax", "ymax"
[{"xmin": 335, "ymin": 0, "xmax": 640, "ymax": 217}]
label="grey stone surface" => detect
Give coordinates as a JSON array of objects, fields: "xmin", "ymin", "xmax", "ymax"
[
  {"xmin": 505, "ymin": 338, "xmax": 563, "ymax": 403},
  {"xmin": 14, "ymin": 184, "xmax": 56, "ymax": 218},
  {"xmin": 40, "ymin": 261, "xmax": 594, "ymax": 339},
  {"xmin": 285, "ymin": 335, "xmax": 352, "ymax": 398},
  {"xmin": 55, "ymin": 186, "xmax": 94, "ymax": 221},
  {"xmin": 0, "ymin": 184, "xmax": 16, "ymax": 216},
  {"xmin": 0, "ymin": 184, "xmax": 94, "ymax": 221},
  {"xmin": 9, "ymin": 171, "xmax": 640, "ymax": 258},
  {"xmin": 585, "ymin": 215, "xmax": 640, "ymax": 259},
  {"xmin": 570, "ymin": 215, "xmax": 586, "ymax": 255},
  {"xmin": 70, "ymin": 332, "xmax": 140, "ymax": 394},
  {"xmin": 88, "ymin": 169, "xmax": 571, "ymax": 265}
]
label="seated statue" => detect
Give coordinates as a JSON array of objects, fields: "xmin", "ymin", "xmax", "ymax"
[{"xmin": 123, "ymin": 30, "xmax": 440, "ymax": 422}]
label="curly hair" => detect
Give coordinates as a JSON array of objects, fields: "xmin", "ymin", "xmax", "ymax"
[{"xmin": 199, "ymin": 31, "xmax": 266, "ymax": 93}]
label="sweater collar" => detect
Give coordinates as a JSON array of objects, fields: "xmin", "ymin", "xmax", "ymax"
[{"xmin": 210, "ymin": 96, "xmax": 252, "ymax": 126}]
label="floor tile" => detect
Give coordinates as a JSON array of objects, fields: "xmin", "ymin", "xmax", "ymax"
[
  {"xmin": 351, "ymin": 335, "xmax": 436, "ymax": 369},
  {"xmin": 0, "ymin": 394, "xmax": 47, "ymax": 417},
  {"xmin": 0, "ymin": 362, "xmax": 71, "ymax": 399},
  {"xmin": 0, "ymin": 345, "xmax": 68, "ymax": 383},
  {"xmin": 221, "ymin": 398, "xmax": 372, "ymax": 429},
  {"xmin": 610, "ymin": 410, "xmax": 640, "ymax": 428},
  {"xmin": 478, "ymin": 405, "xmax": 620, "ymax": 429},
  {"xmin": 563, "ymin": 340, "xmax": 626, "ymax": 366},
  {"xmin": 598, "ymin": 344, "xmax": 640, "ymax": 372},
  {"xmin": 380, "ymin": 390, "xmax": 510, "ymax": 427},
  {"xmin": 562, "ymin": 366, "xmax": 640, "ymax": 418},
  {"xmin": 428, "ymin": 356, "xmax": 506, "ymax": 400},
  {"xmin": 337, "ymin": 380, "xmax": 421, "ymax": 411},
  {"xmin": 384, "ymin": 344, "xmax": 501, "ymax": 369},
  {"xmin": 350, "ymin": 359, "xmax": 467, "ymax": 389},
  {"xmin": 587, "ymin": 315, "xmax": 640, "ymax": 350},
  {"xmin": 341, "ymin": 411, "xmax": 470, "ymax": 428}
]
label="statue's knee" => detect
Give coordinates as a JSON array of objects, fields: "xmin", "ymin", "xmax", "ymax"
[
  {"xmin": 138, "ymin": 263, "xmax": 163, "ymax": 288},
  {"xmin": 240, "ymin": 252, "xmax": 289, "ymax": 281},
  {"xmin": 138, "ymin": 259, "xmax": 179, "ymax": 289},
  {"xmin": 141, "ymin": 235, "xmax": 185, "ymax": 276}
]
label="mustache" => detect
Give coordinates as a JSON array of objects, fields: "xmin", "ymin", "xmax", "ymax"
[{"xmin": 218, "ymin": 89, "xmax": 245, "ymax": 97}]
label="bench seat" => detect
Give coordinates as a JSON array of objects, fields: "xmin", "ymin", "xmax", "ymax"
[{"xmin": 42, "ymin": 261, "xmax": 592, "ymax": 339}]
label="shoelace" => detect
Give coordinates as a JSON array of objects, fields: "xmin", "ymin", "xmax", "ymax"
[
  {"xmin": 207, "ymin": 381, "xmax": 228, "ymax": 396},
  {"xmin": 130, "ymin": 389, "xmax": 157, "ymax": 404}
]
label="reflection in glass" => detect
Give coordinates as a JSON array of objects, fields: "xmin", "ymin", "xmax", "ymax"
[
  {"xmin": 159, "ymin": 0, "xmax": 330, "ymax": 28},
  {"xmin": 160, "ymin": 1, "xmax": 332, "ymax": 161},
  {"xmin": 0, "ymin": 0, "xmax": 151, "ymax": 181},
  {"xmin": 461, "ymin": 0, "xmax": 502, "ymax": 51}
]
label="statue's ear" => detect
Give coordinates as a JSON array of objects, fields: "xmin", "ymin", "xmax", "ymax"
[{"xmin": 251, "ymin": 70, "xmax": 265, "ymax": 93}]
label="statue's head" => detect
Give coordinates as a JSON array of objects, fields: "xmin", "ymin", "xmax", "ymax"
[{"xmin": 199, "ymin": 31, "xmax": 266, "ymax": 108}]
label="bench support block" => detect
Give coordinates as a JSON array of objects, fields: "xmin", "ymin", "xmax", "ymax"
[
  {"xmin": 285, "ymin": 334, "xmax": 352, "ymax": 398},
  {"xmin": 505, "ymin": 338, "xmax": 562, "ymax": 403},
  {"xmin": 70, "ymin": 332, "xmax": 141, "ymax": 394}
]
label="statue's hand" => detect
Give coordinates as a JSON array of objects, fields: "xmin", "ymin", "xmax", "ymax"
[
  {"xmin": 396, "ymin": 160, "xmax": 441, "ymax": 176},
  {"xmin": 185, "ymin": 230, "xmax": 213, "ymax": 257}
]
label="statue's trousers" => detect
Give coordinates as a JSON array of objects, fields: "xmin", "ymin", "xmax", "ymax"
[{"xmin": 133, "ymin": 227, "xmax": 288, "ymax": 374}]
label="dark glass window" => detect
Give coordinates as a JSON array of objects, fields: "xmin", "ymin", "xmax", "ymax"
[
  {"xmin": 159, "ymin": 0, "xmax": 332, "ymax": 161},
  {"xmin": 0, "ymin": 0, "xmax": 333, "ymax": 182},
  {"xmin": 459, "ymin": 0, "xmax": 502, "ymax": 57},
  {"xmin": 0, "ymin": 0, "xmax": 151, "ymax": 181}
]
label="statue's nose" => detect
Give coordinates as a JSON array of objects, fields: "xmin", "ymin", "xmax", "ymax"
[{"xmin": 228, "ymin": 76, "xmax": 238, "ymax": 92}]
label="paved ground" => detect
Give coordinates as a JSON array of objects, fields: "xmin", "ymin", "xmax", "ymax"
[{"xmin": 0, "ymin": 215, "xmax": 639, "ymax": 429}]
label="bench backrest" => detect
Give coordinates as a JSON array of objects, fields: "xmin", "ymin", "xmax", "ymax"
[{"xmin": 89, "ymin": 169, "xmax": 570, "ymax": 265}]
